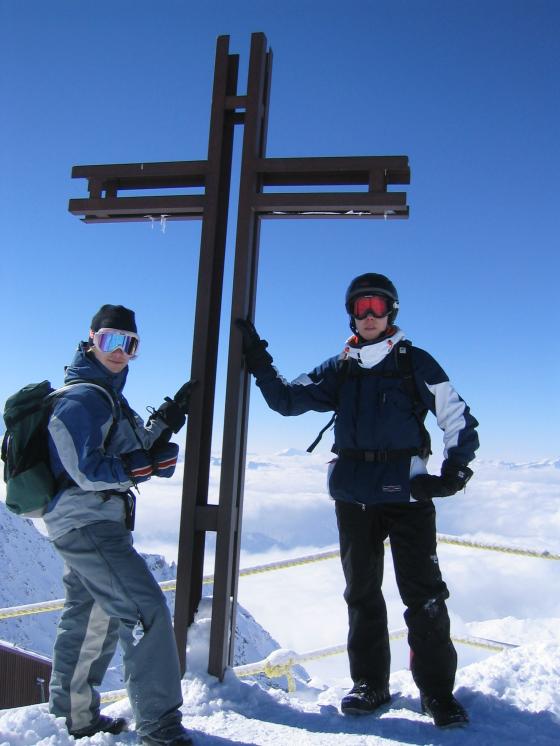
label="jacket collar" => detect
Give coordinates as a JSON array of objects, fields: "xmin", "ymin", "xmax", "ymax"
[
  {"xmin": 342, "ymin": 327, "xmax": 406, "ymax": 369},
  {"xmin": 64, "ymin": 342, "xmax": 128, "ymax": 394}
]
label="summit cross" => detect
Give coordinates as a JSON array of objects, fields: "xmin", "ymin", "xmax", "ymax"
[{"xmin": 69, "ymin": 32, "xmax": 410, "ymax": 680}]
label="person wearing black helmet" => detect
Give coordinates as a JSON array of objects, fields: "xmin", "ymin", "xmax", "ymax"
[{"xmin": 236, "ymin": 274, "xmax": 479, "ymax": 728}]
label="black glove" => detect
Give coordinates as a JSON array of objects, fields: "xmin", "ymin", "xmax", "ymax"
[
  {"xmin": 149, "ymin": 379, "xmax": 196, "ymax": 434},
  {"xmin": 173, "ymin": 380, "xmax": 195, "ymax": 413},
  {"xmin": 410, "ymin": 461, "xmax": 473, "ymax": 501},
  {"xmin": 235, "ymin": 318, "xmax": 273, "ymax": 374}
]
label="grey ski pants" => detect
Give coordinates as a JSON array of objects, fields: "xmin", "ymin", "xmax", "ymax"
[{"xmin": 49, "ymin": 520, "xmax": 183, "ymax": 737}]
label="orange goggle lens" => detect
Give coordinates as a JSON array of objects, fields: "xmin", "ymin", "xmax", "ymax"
[{"xmin": 352, "ymin": 295, "xmax": 391, "ymax": 319}]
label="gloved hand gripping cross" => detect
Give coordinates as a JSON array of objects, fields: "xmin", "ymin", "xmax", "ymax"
[
  {"xmin": 235, "ymin": 319, "xmax": 273, "ymax": 374},
  {"xmin": 149, "ymin": 379, "xmax": 196, "ymax": 434},
  {"xmin": 124, "ymin": 379, "xmax": 196, "ymax": 486}
]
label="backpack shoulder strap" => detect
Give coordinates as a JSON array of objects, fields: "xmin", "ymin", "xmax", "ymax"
[
  {"xmin": 306, "ymin": 413, "xmax": 336, "ymax": 453},
  {"xmin": 394, "ymin": 341, "xmax": 419, "ymax": 404},
  {"xmin": 50, "ymin": 380, "xmax": 120, "ymax": 451},
  {"xmin": 306, "ymin": 357, "xmax": 349, "ymax": 453},
  {"xmin": 394, "ymin": 341, "xmax": 432, "ymax": 458},
  {"xmin": 51, "ymin": 380, "xmax": 118, "ymax": 418}
]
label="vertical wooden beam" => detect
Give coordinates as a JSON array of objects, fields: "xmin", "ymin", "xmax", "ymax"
[
  {"xmin": 208, "ymin": 32, "xmax": 272, "ymax": 679},
  {"xmin": 173, "ymin": 35, "xmax": 239, "ymax": 674}
]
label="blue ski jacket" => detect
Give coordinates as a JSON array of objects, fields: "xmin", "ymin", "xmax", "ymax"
[
  {"xmin": 252, "ymin": 328, "xmax": 479, "ymax": 506},
  {"xmin": 43, "ymin": 344, "xmax": 170, "ymax": 540}
]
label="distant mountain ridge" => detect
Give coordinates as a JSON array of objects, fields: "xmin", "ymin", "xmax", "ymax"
[{"xmin": 496, "ymin": 458, "xmax": 560, "ymax": 470}]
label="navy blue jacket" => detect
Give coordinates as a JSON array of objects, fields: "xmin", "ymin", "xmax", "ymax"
[{"xmin": 252, "ymin": 329, "xmax": 479, "ymax": 506}]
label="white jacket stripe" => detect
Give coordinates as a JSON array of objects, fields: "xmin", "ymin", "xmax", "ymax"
[
  {"xmin": 426, "ymin": 380, "xmax": 467, "ymax": 457},
  {"xmin": 48, "ymin": 415, "xmax": 118, "ymax": 491}
]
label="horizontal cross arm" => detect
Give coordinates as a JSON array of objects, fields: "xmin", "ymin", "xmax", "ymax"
[
  {"xmin": 69, "ymin": 195, "xmax": 205, "ymax": 222},
  {"xmin": 71, "ymin": 160, "xmax": 208, "ymax": 197},
  {"xmin": 256, "ymin": 156, "xmax": 410, "ymax": 187},
  {"xmin": 195, "ymin": 505, "xmax": 219, "ymax": 532},
  {"xmin": 253, "ymin": 191, "xmax": 408, "ymax": 218}
]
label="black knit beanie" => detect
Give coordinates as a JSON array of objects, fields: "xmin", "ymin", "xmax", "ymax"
[{"xmin": 90, "ymin": 304, "xmax": 137, "ymax": 334}]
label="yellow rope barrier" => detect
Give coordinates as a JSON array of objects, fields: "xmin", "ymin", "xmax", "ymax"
[
  {"xmin": 0, "ymin": 599, "xmax": 65, "ymax": 620},
  {"xmin": 237, "ymin": 549, "xmax": 341, "ymax": 579},
  {"xmin": 436, "ymin": 533, "xmax": 560, "ymax": 561},
  {"xmin": 98, "ymin": 627, "xmax": 518, "ymax": 703},
  {"xmin": 1, "ymin": 536, "xmax": 558, "ymax": 620},
  {"xmin": 232, "ymin": 628, "xmax": 518, "ymax": 691}
]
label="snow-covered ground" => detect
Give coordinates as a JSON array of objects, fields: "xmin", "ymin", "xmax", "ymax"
[
  {"xmin": 1, "ymin": 452, "xmax": 559, "ymax": 744},
  {"xmin": 1, "ymin": 611, "xmax": 559, "ymax": 745}
]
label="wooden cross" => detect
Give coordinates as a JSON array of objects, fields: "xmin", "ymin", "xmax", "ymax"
[{"xmin": 69, "ymin": 32, "xmax": 410, "ymax": 680}]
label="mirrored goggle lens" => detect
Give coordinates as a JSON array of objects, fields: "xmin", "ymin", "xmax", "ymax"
[
  {"xmin": 353, "ymin": 295, "xmax": 391, "ymax": 319},
  {"xmin": 94, "ymin": 331, "xmax": 139, "ymax": 355}
]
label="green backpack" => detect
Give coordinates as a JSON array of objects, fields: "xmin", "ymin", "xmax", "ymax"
[{"xmin": 1, "ymin": 380, "xmax": 116, "ymax": 517}]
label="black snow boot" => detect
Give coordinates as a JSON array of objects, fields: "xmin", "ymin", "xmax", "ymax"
[
  {"xmin": 420, "ymin": 692, "xmax": 469, "ymax": 727},
  {"xmin": 141, "ymin": 723, "xmax": 193, "ymax": 745},
  {"xmin": 69, "ymin": 715, "xmax": 128, "ymax": 738},
  {"xmin": 341, "ymin": 680, "xmax": 391, "ymax": 715}
]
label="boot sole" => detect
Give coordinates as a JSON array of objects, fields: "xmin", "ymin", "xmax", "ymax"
[
  {"xmin": 341, "ymin": 696, "xmax": 391, "ymax": 716},
  {"xmin": 421, "ymin": 704, "xmax": 469, "ymax": 728},
  {"xmin": 69, "ymin": 717, "xmax": 128, "ymax": 738},
  {"xmin": 432, "ymin": 719, "xmax": 469, "ymax": 729}
]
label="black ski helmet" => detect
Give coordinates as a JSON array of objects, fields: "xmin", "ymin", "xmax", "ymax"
[{"xmin": 345, "ymin": 273, "xmax": 399, "ymax": 327}]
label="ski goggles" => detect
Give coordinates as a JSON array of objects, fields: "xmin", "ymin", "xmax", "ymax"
[
  {"xmin": 92, "ymin": 328, "xmax": 140, "ymax": 356},
  {"xmin": 352, "ymin": 295, "xmax": 392, "ymax": 319}
]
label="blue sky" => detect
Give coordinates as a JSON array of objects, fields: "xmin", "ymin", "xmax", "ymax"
[{"xmin": 1, "ymin": 0, "xmax": 558, "ymax": 461}]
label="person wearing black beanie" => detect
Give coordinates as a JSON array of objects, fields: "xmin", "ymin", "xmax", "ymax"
[
  {"xmin": 90, "ymin": 304, "xmax": 138, "ymax": 334},
  {"xmin": 44, "ymin": 304, "xmax": 195, "ymax": 745}
]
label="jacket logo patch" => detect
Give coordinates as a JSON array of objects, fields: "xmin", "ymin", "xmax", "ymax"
[{"xmin": 382, "ymin": 484, "xmax": 402, "ymax": 493}]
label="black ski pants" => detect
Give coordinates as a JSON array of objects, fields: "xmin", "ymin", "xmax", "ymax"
[{"xmin": 335, "ymin": 499, "xmax": 457, "ymax": 698}]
